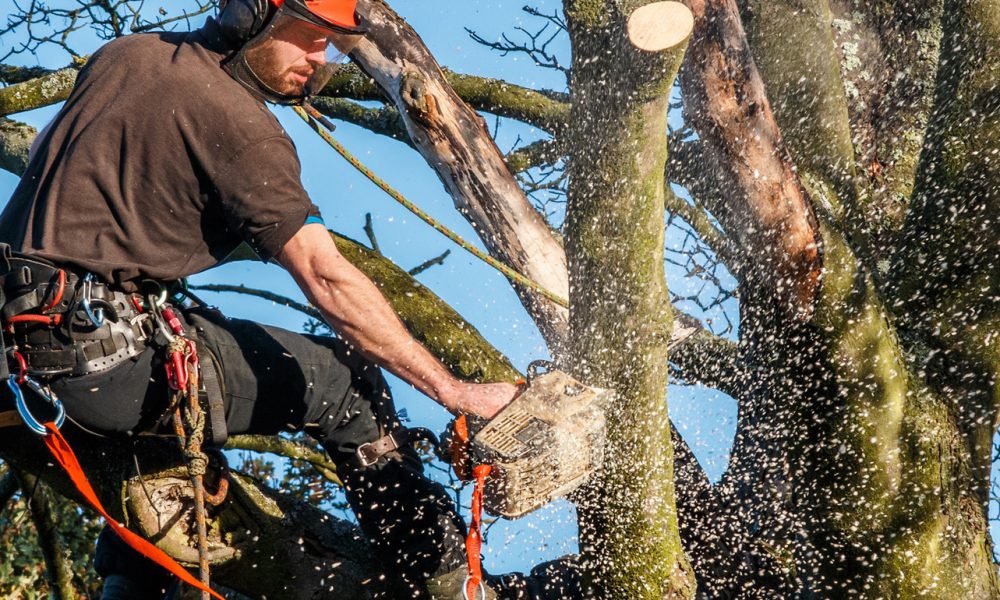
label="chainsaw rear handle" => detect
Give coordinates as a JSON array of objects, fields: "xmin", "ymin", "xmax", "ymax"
[{"xmin": 526, "ymin": 359, "xmax": 556, "ymax": 383}]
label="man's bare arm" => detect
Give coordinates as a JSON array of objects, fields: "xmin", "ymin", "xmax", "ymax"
[{"xmin": 276, "ymin": 223, "xmax": 516, "ymax": 418}]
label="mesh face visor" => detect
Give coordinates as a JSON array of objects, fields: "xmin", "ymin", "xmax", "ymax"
[{"xmin": 237, "ymin": 5, "xmax": 363, "ymax": 102}]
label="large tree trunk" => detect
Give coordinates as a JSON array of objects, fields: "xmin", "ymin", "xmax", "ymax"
[{"xmin": 563, "ymin": 2, "xmax": 695, "ymax": 597}]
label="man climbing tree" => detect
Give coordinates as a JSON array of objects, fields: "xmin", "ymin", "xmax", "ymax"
[
  {"xmin": 3, "ymin": 0, "xmax": 1000, "ymax": 598},
  {"xmin": 0, "ymin": 0, "xmax": 556, "ymax": 598}
]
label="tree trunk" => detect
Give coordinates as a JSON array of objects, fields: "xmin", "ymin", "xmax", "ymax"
[{"xmin": 563, "ymin": 2, "xmax": 694, "ymax": 597}]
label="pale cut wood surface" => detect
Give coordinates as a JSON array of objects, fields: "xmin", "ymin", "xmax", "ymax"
[{"xmin": 628, "ymin": 2, "xmax": 694, "ymax": 52}]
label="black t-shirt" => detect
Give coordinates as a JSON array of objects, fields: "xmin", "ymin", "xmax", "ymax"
[{"xmin": 0, "ymin": 19, "xmax": 321, "ymax": 291}]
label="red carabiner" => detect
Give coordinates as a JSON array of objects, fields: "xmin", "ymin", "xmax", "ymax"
[
  {"xmin": 166, "ymin": 351, "xmax": 188, "ymax": 391},
  {"xmin": 12, "ymin": 351, "xmax": 27, "ymax": 385}
]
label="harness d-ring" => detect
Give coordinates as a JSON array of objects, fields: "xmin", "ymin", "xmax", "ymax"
[
  {"xmin": 7, "ymin": 374, "xmax": 65, "ymax": 435},
  {"xmin": 81, "ymin": 273, "xmax": 105, "ymax": 327},
  {"xmin": 462, "ymin": 576, "xmax": 487, "ymax": 600}
]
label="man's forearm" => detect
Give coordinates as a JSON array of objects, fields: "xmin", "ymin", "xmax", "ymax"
[
  {"xmin": 318, "ymin": 263, "xmax": 461, "ymax": 405},
  {"xmin": 277, "ymin": 224, "xmax": 517, "ymax": 418}
]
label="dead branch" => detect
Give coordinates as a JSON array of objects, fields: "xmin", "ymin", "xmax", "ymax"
[
  {"xmin": 679, "ymin": 0, "xmax": 822, "ymax": 322},
  {"xmin": 353, "ymin": 0, "xmax": 571, "ymax": 352}
]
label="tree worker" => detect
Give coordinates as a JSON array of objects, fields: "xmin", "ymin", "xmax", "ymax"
[{"xmin": 0, "ymin": 0, "xmax": 578, "ymax": 597}]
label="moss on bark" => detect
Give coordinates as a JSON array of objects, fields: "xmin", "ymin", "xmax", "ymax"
[
  {"xmin": 790, "ymin": 223, "xmax": 1000, "ymax": 598},
  {"xmin": 0, "ymin": 68, "xmax": 77, "ymax": 118},
  {"xmin": 564, "ymin": 1, "xmax": 693, "ymax": 596}
]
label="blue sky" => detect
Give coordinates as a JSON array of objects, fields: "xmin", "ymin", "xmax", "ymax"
[{"xmin": 0, "ymin": 0, "xmax": 740, "ymax": 575}]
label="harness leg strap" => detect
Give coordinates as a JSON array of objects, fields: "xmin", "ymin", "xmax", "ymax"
[{"xmin": 197, "ymin": 347, "xmax": 228, "ymax": 447}]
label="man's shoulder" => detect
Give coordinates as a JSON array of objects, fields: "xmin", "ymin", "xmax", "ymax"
[{"xmin": 91, "ymin": 30, "xmax": 187, "ymax": 63}]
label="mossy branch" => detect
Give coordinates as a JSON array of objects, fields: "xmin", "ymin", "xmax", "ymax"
[
  {"xmin": 225, "ymin": 436, "xmax": 342, "ymax": 486},
  {"xmin": 309, "ymin": 96, "xmax": 413, "ymax": 148},
  {"xmin": 0, "ymin": 67, "xmax": 78, "ymax": 118},
  {"xmin": 322, "ymin": 63, "xmax": 570, "ymax": 135}
]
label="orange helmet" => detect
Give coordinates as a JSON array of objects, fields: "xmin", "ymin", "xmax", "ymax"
[{"xmin": 272, "ymin": 0, "xmax": 360, "ymax": 31}]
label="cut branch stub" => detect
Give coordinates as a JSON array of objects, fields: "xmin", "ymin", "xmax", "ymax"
[{"xmin": 628, "ymin": 2, "xmax": 694, "ymax": 52}]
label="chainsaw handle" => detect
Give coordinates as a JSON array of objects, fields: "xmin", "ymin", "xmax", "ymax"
[{"xmin": 526, "ymin": 359, "xmax": 557, "ymax": 383}]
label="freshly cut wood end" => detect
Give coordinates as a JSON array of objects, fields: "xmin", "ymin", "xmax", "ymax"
[{"xmin": 627, "ymin": 2, "xmax": 695, "ymax": 52}]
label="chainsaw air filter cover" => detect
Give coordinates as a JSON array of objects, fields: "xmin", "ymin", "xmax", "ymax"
[{"xmin": 472, "ymin": 368, "xmax": 610, "ymax": 519}]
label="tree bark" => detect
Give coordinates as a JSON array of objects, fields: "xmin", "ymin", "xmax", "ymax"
[
  {"xmin": 679, "ymin": 0, "xmax": 822, "ymax": 321},
  {"xmin": 563, "ymin": 2, "xmax": 694, "ymax": 597}
]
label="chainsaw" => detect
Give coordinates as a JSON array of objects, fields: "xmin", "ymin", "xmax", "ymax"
[{"xmin": 448, "ymin": 361, "xmax": 612, "ymax": 519}]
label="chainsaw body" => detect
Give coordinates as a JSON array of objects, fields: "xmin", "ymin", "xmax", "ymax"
[{"xmin": 470, "ymin": 367, "xmax": 611, "ymax": 519}]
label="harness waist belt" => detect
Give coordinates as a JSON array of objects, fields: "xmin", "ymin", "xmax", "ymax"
[{"xmin": 0, "ymin": 248, "xmax": 153, "ymax": 378}]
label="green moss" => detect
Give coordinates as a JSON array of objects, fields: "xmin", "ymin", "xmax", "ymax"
[{"xmin": 332, "ymin": 233, "xmax": 520, "ymax": 383}]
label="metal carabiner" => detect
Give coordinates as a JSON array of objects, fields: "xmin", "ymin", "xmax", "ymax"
[
  {"xmin": 462, "ymin": 576, "xmax": 488, "ymax": 600},
  {"xmin": 81, "ymin": 273, "xmax": 105, "ymax": 327},
  {"xmin": 7, "ymin": 374, "xmax": 65, "ymax": 435}
]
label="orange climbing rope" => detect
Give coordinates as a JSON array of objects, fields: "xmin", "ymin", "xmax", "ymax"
[{"xmin": 40, "ymin": 422, "xmax": 225, "ymax": 600}]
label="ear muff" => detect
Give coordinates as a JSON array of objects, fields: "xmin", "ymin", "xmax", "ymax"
[{"xmin": 217, "ymin": 0, "xmax": 273, "ymax": 44}]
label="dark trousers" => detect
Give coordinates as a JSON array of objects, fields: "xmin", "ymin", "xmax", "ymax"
[{"xmin": 53, "ymin": 307, "xmax": 466, "ymax": 599}]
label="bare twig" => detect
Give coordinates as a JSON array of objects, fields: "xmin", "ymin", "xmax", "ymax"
[
  {"xmin": 409, "ymin": 249, "xmax": 450, "ymax": 276},
  {"xmin": 363, "ymin": 212, "xmax": 381, "ymax": 254},
  {"xmin": 189, "ymin": 284, "xmax": 322, "ymax": 321},
  {"xmin": 466, "ymin": 5, "xmax": 570, "ymax": 82}
]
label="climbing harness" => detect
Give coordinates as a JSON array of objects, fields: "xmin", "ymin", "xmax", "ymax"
[
  {"xmin": 292, "ymin": 103, "xmax": 570, "ymax": 309},
  {"xmin": 0, "ymin": 251, "xmax": 228, "ymax": 600}
]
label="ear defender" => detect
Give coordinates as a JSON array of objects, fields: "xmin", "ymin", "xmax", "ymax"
[{"xmin": 217, "ymin": 0, "xmax": 273, "ymax": 44}]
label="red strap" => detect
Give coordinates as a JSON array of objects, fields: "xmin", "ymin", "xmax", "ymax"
[
  {"xmin": 465, "ymin": 463, "xmax": 493, "ymax": 599},
  {"xmin": 41, "ymin": 422, "xmax": 225, "ymax": 600}
]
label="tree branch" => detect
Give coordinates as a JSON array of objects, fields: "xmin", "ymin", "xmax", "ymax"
[
  {"xmin": 505, "ymin": 138, "xmax": 562, "ymax": 173},
  {"xmin": 353, "ymin": 0, "xmax": 570, "ymax": 352},
  {"xmin": 309, "ymin": 96, "xmax": 413, "ymax": 147},
  {"xmin": 664, "ymin": 186, "xmax": 736, "ymax": 269},
  {"xmin": 189, "ymin": 283, "xmax": 322, "ymax": 321},
  {"xmin": 0, "ymin": 67, "xmax": 78, "ymax": 118},
  {"xmin": 322, "ymin": 63, "xmax": 570, "ymax": 135},
  {"xmin": 669, "ymin": 328, "xmax": 745, "ymax": 399},
  {"xmin": 679, "ymin": 0, "xmax": 822, "ymax": 322},
  {"xmin": 225, "ymin": 436, "xmax": 342, "ymax": 486}
]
